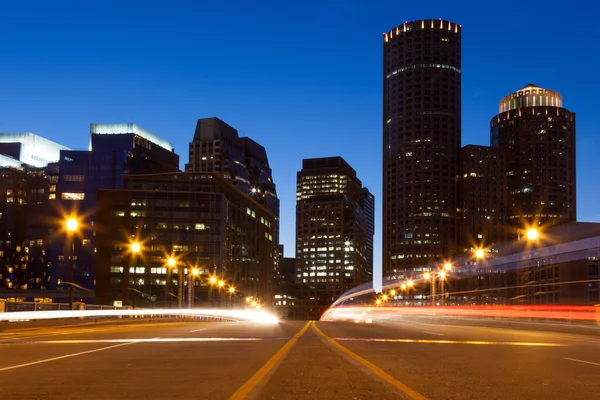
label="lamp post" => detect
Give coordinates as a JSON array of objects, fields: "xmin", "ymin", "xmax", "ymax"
[
  {"xmin": 167, "ymin": 257, "xmax": 182, "ymax": 309},
  {"xmin": 228, "ymin": 286, "xmax": 235, "ymax": 308},
  {"xmin": 188, "ymin": 268, "xmax": 199, "ymax": 309},
  {"xmin": 129, "ymin": 241, "xmax": 141, "ymax": 307},
  {"xmin": 474, "ymin": 248, "xmax": 485, "ymax": 305},
  {"xmin": 423, "ymin": 272, "xmax": 436, "ymax": 306},
  {"xmin": 440, "ymin": 263, "xmax": 452, "ymax": 307},
  {"xmin": 66, "ymin": 217, "xmax": 78, "ymax": 310},
  {"xmin": 218, "ymin": 280, "xmax": 225, "ymax": 308}
]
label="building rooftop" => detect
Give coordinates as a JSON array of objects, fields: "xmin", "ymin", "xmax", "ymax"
[{"xmin": 90, "ymin": 123, "xmax": 173, "ymax": 152}]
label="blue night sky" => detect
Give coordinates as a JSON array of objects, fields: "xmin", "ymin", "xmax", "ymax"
[{"xmin": 1, "ymin": 0, "xmax": 599, "ymax": 284}]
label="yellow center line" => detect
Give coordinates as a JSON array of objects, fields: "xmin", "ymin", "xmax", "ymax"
[
  {"xmin": 312, "ymin": 322, "xmax": 429, "ymax": 400},
  {"xmin": 228, "ymin": 321, "xmax": 311, "ymax": 400}
]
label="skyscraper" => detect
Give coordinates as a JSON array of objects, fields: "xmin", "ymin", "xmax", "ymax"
[
  {"xmin": 490, "ymin": 84, "xmax": 576, "ymax": 232},
  {"xmin": 296, "ymin": 157, "xmax": 374, "ymax": 308},
  {"xmin": 185, "ymin": 117, "xmax": 279, "ymax": 216},
  {"xmin": 383, "ymin": 19, "xmax": 462, "ymax": 277}
]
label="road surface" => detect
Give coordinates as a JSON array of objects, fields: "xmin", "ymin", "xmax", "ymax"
[{"xmin": 1, "ymin": 318, "xmax": 599, "ymax": 399}]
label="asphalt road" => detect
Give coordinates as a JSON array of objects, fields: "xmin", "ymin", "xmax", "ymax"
[{"xmin": 1, "ymin": 318, "xmax": 600, "ymax": 400}]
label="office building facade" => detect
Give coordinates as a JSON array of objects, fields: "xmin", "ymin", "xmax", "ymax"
[
  {"xmin": 296, "ymin": 157, "xmax": 374, "ymax": 309},
  {"xmin": 95, "ymin": 172, "xmax": 277, "ymax": 307},
  {"xmin": 383, "ymin": 19, "xmax": 462, "ymax": 277},
  {"xmin": 458, "ymin": 145, "xmax": 508, "ymax": 250},
  {"xmin": 0, "ymin": 132, "xmax": 69, "ymax": 292},
  {"xmin": 50, "ymin": 123, "xmax": 179, "ymax": 291},
  {"xmin": 490, "ymin": 84, "xmax": 576, "ymax": 233}
]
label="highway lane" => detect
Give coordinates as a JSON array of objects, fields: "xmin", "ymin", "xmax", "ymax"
[{"xmin": 1, "ymin": 319, "xmax": 600, "ymax": 399}]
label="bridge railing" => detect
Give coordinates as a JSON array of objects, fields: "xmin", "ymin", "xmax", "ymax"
[{"xmin": 0, "ymin": 299, "xmax": 130, "ymax": 313}]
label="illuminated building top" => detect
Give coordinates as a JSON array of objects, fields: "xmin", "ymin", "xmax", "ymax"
[
  {"xmin": 499, "ymin": 84, "xmax": 563, "ymax": 113},
  {"xmin": 384, "ymin": 18, "xmax": 462, "ymax": 43},
  {"xmin": 0, "ymin": 132, "xmax": 70, "ymax": 168},
  {"xmin": 90, "ymin": 123, "xmax": 173, "ymax": 152}
]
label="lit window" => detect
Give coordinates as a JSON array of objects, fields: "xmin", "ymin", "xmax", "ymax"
[{"xmin": 61, "ymin": 192, "xmax": 85, "ymax": 200}]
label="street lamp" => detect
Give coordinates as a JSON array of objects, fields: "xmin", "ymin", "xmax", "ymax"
[
  {"xmin": 66, "ymin": 217, "xmax": 78, "ymax": 310},
  {"xmin": 526, "ymin": 228, "xmax": 539, "ymax": 241},
  {"xmin": 475, "ymin": 249, "xmax": 485, "ymax": 259},
  {"xmin": 444, "ymin": 262, "xmax": 452, "ymax": 271},
  {"xmin": 130, "ymin": 241, "xmax": 142, "ymax": 308},
  {"xmin": 131, "ymin": 242, "xmax": 141, "ymax": 254},
  {"xmin": 167, "ymin": 257, "xmax": 183, "ymax": 308}
]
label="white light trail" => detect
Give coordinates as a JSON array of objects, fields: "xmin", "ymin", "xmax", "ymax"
[{"xmin": 0, "ymin": 308, "xmax": 279, "ymax": 325}]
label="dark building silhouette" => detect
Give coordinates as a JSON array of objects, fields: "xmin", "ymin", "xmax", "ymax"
[
  {"xmin": 458, "ymin": 145, "xmax": 508, "ymax": 250},
  {"xmin": 95, "ymin": 172, "xmax": 277, "ymax": 307},
  {"xmin": 490, "ymin": 84, "xmax": 576, "ymax": 233},
  {"xmin": 383, "ymin": 19, "xmax": 462, "ymax": 278},
  {"xmin": 50, "ymin": 123, "xmax": 179, "ymax": 291},
  {"xmin": 296, "ymin": 157, "xmax": 374, "ymax": 310}
]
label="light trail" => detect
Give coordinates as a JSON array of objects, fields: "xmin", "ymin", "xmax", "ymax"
[
  {"xmin": 321, "ymin": 304, "xmax": 600, "ymax": 324},
  {"xmin": 0, "ymin": 308, "xmax": 279, "ymax": 324}
]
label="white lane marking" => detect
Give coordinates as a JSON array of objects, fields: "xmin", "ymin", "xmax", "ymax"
[
  {"xmin": 0, "ymin": 342, "xmax": 138, "ymax": 372},
  {"xmin": 563, "ymin": 357, "xmax": 600, "ymax": 367},
  {"xmin": 423, "ymin": 331, "xmax": 445, "ymax": 336},
  {"xmin": 190, "ymin": 328, "xmax": 207, "ymax": 333}
]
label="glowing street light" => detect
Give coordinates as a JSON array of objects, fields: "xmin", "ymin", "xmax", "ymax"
[
  {"xmin": 376, "ymin": 299, "xmax": 382, "ymax": 305},
  {"xmin": 526, "ymin": 228, "xmax": 539, "ymax": 241},
  {"xmin": 424, "ymin": 272, "xmax": 431, "ymax": 280},
  {"xmin": 475, "ymin": 249, "xmax": 485, "ymax": 259},
  {"xmin": 444, "ymin": 262, "xmax": 452, "ymax": 271},
  {"xmin": 251, "ymin": 301, "xmax": 257, "ymax": 307},
  {"xmin": 400, "ymin": 284, "xmax": 406, "ymax": 291},
  {"xmin": 218, "ymin": 280, "xmax": 225, "ymax": 288},
  {"xmin": 167, "ymin": 257, "xmax": 176, "ymax": 267},
  {"xmin": 209, "ymin": 276, "xmax": 217, "ymax": 285},
  {"xmin": 390, "ymin": 289, "xmax": 396, "ymax": 296},
  {"xmin": 439, "ymin": 271, "xmax": 446, "ymax": 279},
  {"xmin": 229, "ymin": 287, "xmax": 235, "ymax": 294},
  {"xmin": 407, "ymin": 280, "xmax": 413, "ymax": 287},
  {"xmin": 131, "ymin": 242, "xmax": 141, "ymax": 254},
  {"xmin": 66, "ymin": 218, "xmax": 78, "ymax": 232},
  {"xmin": 382, "ymin": 294, "xmax": 388, "ymax": 301},
  {"xmin": 245, "ymin": 296, "xmax": 251, "ymax": 303},
  {"xmin": 191, "ymin": 268, "xmax": 200, "ymax": 276}
]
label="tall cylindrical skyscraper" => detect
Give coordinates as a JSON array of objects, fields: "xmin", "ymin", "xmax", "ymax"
[
  {"xmin": 490, "ymin": 84, "xmax": 576, "ymax": 231},
  {"xmin": 383, "ymin": 19, "xmax": 462, "ymax": 277}
]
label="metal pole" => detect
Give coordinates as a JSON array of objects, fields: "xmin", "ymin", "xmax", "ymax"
[
  {"xmin": 178, "ymin": 265, "xmax": 183, "ymax": 309},
  {"xmin": 440, "ymin": 277, "xmax": 445, "ymax": 307},
  {"xmin": 188, "ymin": 273, "xmax": 193, "ymax": 309},
  {"xmin": 431, "ymin": 274, "xmax": 437, "ymax": 306},
  {"xmin": 69, "ymin": 234, "xmax": 74, "ymax": 310}
]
